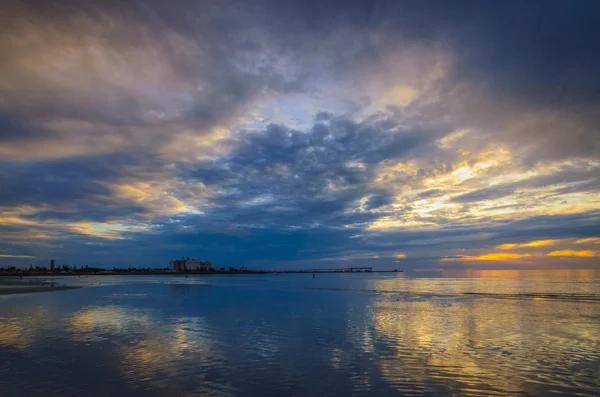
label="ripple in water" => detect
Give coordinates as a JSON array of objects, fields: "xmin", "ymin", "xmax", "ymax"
[{"xmin": 0, "ymin": 273, "xmax": 599, "ymax": 396}]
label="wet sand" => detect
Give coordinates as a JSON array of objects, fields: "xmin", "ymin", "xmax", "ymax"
[{"xmin": 0, "ymin": 278, "xmax": 81, "ymax": 295}]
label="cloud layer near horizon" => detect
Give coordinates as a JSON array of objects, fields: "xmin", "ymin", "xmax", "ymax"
[{"xmin": 1, "ymin": 0, "xmax": 599, "ymax": 269}]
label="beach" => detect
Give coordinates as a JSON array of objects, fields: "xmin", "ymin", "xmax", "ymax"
[
  {"xmin": 0, "ymin": 277, "xmax": 80, "ymax": 295},
  {"xmin": 1, "ymin": 270, "xmax": 599, "ymax": 397}
]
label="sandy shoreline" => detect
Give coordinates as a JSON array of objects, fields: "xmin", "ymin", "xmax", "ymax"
[
  {"xmin": 0, "ymin": 285, "xmax": 81, "ymax": 295},
  {"xmin": 0, "ymin": 278, "xmax": 81, "ymax": 295}
]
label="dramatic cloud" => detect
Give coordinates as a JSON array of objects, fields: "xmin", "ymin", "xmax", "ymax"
[{"xmin": 1, "ymin": 0, "xmax": 599, "ymax": 269}]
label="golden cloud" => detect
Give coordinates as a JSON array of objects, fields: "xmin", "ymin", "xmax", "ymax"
[
  {"xmin": 497, "ymin": 240, "xmax": 559, "ymax": 250},
  {"xmin": 366, "ymin": 153, "xmax": 600, "ymax": 235},
  {"xmin": 575, "ymin": 237, "xmax": 600, "ymax": 244},
  {"xmin": 68, "ymin": 222, "xmax": 153, "ymax": 240},
  {"xmin": 546, "ymin": 250, "xmax": 598, "ymax": 258},
  {"xmin": 442, "ymin": 253, "xmax": 532, "ymax": 262},
  {"xmin": 438, "ymin": 129, "xmax": 469, "ymax": 148}
]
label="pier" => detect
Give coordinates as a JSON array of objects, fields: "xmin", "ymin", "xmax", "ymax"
[{"xmin": 274, "ymin": 267, "xmax": 373, "ymax": 274}]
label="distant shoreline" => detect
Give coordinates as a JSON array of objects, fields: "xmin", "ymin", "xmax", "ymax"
[
  {"xmin": 0, "ymin": 270, "xmax": 401, "ymax": 294},
  {"xmin": 0, "ymin": 270, "xmax": 401, "ymax": 277}
]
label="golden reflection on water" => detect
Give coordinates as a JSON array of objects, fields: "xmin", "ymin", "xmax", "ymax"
[
  {"xmin": 2, "ymin": 275, "xmax": 599, "ymax": 396},
  {"xmin": 69, "ymin": 306, "xmax": 154, "ymax": 342},
  {"xmin": 118, "ymin": 319, "xmax": 224, "ymax": 394},
  {"xmin": 0, "ymin": 318, "xmax": 29, "ymax": 350},
  {"xmin": 0, "ymin": 307, "xmax": 52, "ymax": 350},
  {"xmin": 370, "ymin": 278, "xmax": 600, "ymax": 396},
  {"xmin": 467, "ymin": 269, "xmax": 599, "ymax": 279},
  {"xmin": 366, "ymin": 269, "xmax": 600, "ymax": 299},
  {"xmin": 68, "ymin": 306, "xmax": 221, "ymax": 391}
]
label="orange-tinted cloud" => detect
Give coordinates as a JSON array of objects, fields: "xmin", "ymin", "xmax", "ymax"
[
  {"xmin": 575, "ymin": 237, "xmax": 600, "ymax": 244},
  {"xmin": 547, "ymin": 250, "xmax": 598, "ymax": 257},
  {"xmin": 442, "ymin": 253, "xmax": 532, "ymax": 262},
  {"xmin": 497, "ymin": 240, "xmax": 558, "ymax": 250}
]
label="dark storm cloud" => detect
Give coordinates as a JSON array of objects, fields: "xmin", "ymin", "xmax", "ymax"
[
  {"xmin": 334, "ymin": 210, "xmax": 600, "ymax": 267},
  {"xmin": 0, "ymin": 153, "xmax": 170, "ymax": 224},
  {"xmin": 187, "ymin": 117, "xmax": 437, "ymax": 228},
  {"xmin": 4, "ymin": 0, "xmax": 599, "ymax": 114},
  {"xmin": 363, "ymin": 194, "xmax": 395, "ymax": 210},
  {"xmin": 262, "ymin": 0, "xmax": 600, "ymax": 108},
  {"xmin": 0, "ymin": 0, "xmax": 305, "ymax": 142},
  {"xmin": 491, "ymin": 211, "xmax": 600, "ymax": 242},
  {"xmin": 2, "ymin": 0, "xmax": 598, "ymax": 159},
  {"xmin": 449, "ymin": 1, "xmax": 600, "ymax": 108},
  {"xmin": 273, "ymin": 0, "xmax": 600, "ymax": 162},
  {"xmin": 1, "ymin": 0, "xmax": 599, "ymax": 268},
  {"xmin": 314, "ymin": 112, "xmax": 334, "ymax": 122},
  {"xmin": 0, "ymin": 155, "xmax": 120, "ymax": 203},
  {"xmin": 14, "ymin": 208, "xmax": 596, "ymax": 269},
  {"xmin": 0, "ymin": 113, "xmax": 49, "ymax": 142}
]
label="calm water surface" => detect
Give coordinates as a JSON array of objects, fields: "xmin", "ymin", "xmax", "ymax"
[{"xmin": 1, "ymin": 270, "xmax": 599, "ymax": 396}]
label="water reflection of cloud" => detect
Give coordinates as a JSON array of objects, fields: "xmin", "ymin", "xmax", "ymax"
[
  {"xmin": 69, "ymin": 306, "xmax": 154, "ymax": 342},
  {"xmin": 118, "ymin": 316, "xmax": 224, "ymax": 393},
  {"xmin": 0, "ymin": 318, "xmax": 31, "ymax": 350},
  {"xmin": 369, "ymin": 283, "xmax": 600, "ymax": 396},
  {"xmin": 68, "ymin": 305, "xmax": 226, "ymax": 394},
  {"xmin": 0, "ymin": 307, "xmax": 52, "ymax": 350}
]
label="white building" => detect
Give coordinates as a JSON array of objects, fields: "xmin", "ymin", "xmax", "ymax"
[{"xmin": 169, "ymin": 258, "xmax": 212, "ymax": 271}]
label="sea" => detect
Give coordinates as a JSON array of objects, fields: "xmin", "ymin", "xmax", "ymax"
[{"xmin": 1, "ymin": 269, "xmax": 599, "ymax": 397}]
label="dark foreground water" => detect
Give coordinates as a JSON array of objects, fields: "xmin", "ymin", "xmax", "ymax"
[{"xmin": 1, "ymin": 270, "xmax": 599, "ymax": 397}]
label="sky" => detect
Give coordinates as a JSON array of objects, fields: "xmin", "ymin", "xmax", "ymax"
[{"xmin": 1, "ymin": 0, "xmax": 599, "ymax": 270}]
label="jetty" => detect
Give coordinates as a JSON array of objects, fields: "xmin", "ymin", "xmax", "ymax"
[{"xmin": 273, "ymin": 267, "xmax": 373, "ymax": 273}]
